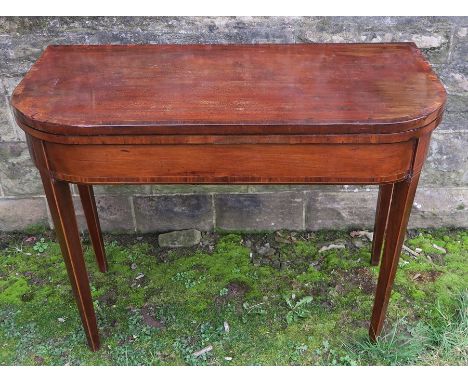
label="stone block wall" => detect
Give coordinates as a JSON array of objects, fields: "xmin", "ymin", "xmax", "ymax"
[{"xmin": 0, "ymin": 17, "xmax": 467, "ymax": 232}]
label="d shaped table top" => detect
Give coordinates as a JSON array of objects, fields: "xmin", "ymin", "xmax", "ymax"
[{"xmin": 12, "ymin": 43, "xmax": 446, "ymax": 137}]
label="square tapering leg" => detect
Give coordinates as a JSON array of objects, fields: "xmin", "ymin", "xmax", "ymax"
[
  {"xmin": 39, "ymin": 172, "xmax": 100, "ymax": 351},
  {"xmin": 371, "ymin": 184, "xmax": 394, "ymax": 266},
  {"xmin": 369, "ymin": 173, "xmax": 420, "ymax": 341},
  {"xmin": 77, "ymin": 184, "xmax": 108, "ymax": 273}
]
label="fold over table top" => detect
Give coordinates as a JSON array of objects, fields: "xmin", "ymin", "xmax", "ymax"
[{"xmin": 12, "ymin": 43, "xmax": 446, "ymax": 136}]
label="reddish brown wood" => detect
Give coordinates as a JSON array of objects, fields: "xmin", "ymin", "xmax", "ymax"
[
  {"xmin": 369, "ymin": 173, "xmax": 420, "ymax": 341},
  {"xmin": 371, "ymin": 184, "xmax": 394, "ymax": 266},
  {"xmin": 28, "ymin": 136, "xmax": 100, "ymax": 351},
  {"xmin": 412, "ymin": 132, "xmax": 434, "ymax": 175},
  {"xmin": 369, "ymin": 131, "xmax": 431, "ymax": 339},
  {"xmin": 30, "ymin": 137, "xmax": 99, "ymax": 351},
  {"xmin": 17, "ymin": 116, "xmax": 441, "ymax": 146},
  {"xmin": 77, "ymin": 185, "xmax": 108, "ymax": 273},
  {"xmin": 11, "ymin": 43, "xmax": 447, "ymax": 350},
  {"xmin": 12, "ymin": 44, "xmax": 445, "ymax": 137},
  {"xmin": 42, "ymin": 141, "xmax": 415, "ymax": 185}
]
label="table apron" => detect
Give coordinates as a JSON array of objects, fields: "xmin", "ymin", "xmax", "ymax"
[{"xmin": 36, "ymin": 140, "xmax": 416, "ymax": 185}]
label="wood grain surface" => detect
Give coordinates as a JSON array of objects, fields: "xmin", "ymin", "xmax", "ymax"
[{"xmin": 12, "ymin": 43, "xmax": 446, "ymax": 137}]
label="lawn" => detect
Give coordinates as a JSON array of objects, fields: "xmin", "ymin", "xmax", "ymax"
[{"xmin": 0, "ymin": 227, "xmax": 466, "ymax": 365}]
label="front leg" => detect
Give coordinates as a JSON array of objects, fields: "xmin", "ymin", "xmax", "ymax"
[
  {"xmin": 369, "ymin": 173, "xmax": 420, "ymax": 341},
  {"xmin": 39, "ymin": 172, "xmax": 101, "ymax": 351}
]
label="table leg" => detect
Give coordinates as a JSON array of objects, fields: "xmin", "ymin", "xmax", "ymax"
[
  {"xmin": 77, "ymin": 185, "xmax": 108, "ymax": 273},
  {"xmin": 371, "ymin": 184, "xmax": 394, "ymax": 266},
  {"xmin": 369, "ymin": 173, "xmax": 420, "ymax": 341},
  {"xmin": 39, "ymin": 172, "xmax": 100, "ymax": 351}
]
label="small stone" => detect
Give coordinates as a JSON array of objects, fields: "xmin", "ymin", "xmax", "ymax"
[
  {"xmin": 432, "ymin": 244, "xmax": 447, "ymax": 254},
  {"xmin": 224, "ymin": 357, "xmax": 233, "ymax": 361},
  {"xmin": 403, "ymin": 245, "xmax": 420, "ymax": 258},
  {"xmin": 318, "ymin": 243, "xmax": 345, "ymax": 253},
  {"xmin": 352, "ymin": 238, "xmax": 366, "ymax": 248},
  {"xmin": 257, "ymin": 243, "xmax": 268, "ymax": 254},
  {"xmin": 415, "ymin": 248, "xmax": 423, "ymax": 253},
  {"xmin": 350, "ymin": 230, "xmax": 373, "ymax": 241},
  {"xmin": 200, "ymin": 232, "xmax": 216, "ymax": 250},
  {"xmin": 58, "ymin": 317, "xmax": 65, "ymax": 323},
  {"xmin": 223, "ymin": 321, "xmax": 230, "ymax": 333},
  {"xmin": 131, "ymin": 263, "xmax": 137, "ymax": 270},
  {"xmin": 257, "ymin": 243, "xmax": 276, "ymax": 257},
  {"xmin": 193, "ymin": 345, "xmax": 213, "ymax": 357},
  {"xmin": 158, "ymin": 229, "xmax": 201, "ymax": 248},
  {"xmin": 135, "ymin": 273, "xmax": 145, "ymax": 280},
  {"xmin": 275, "ymin": 231, "xmax": 293, "ymax": 244}
]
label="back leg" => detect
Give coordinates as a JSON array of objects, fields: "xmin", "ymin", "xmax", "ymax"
[
  {"xmin": 371, "ymin": 184, "xmax": 394, "ymax": 266},
  {"xmin": 78, "ymin": 185, "xmax": 108, "ymax": 273}
]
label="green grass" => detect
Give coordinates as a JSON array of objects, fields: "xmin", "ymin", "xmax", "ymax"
[
  {"xmin": 347, "ymin": 292, "xmax": 468, "ymax": 365},
  {"xmin": 0, "ymin": 228, "xmax": 466, "ymax": 365}
]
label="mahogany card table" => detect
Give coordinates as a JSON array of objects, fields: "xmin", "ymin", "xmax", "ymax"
[{"xmin": 11, "ymin": 43, "xmax": 446, "ymax": 351}]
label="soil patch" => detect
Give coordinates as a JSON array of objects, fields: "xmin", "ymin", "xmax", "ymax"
[
  {"xmin": 335, "ymin": 268, "xmax": 376, "ymax": 295},
  {"xmin": 410, "ymin": 270, "xmax": 442, "ymax": 283},
  {"xmin": 141, "ymin": 304, "xmax": 165, "ymax": 329}
]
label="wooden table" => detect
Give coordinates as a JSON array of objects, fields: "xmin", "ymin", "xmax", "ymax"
[{"xmin": 11, "ymin": 43, "xmax": 446, "ymax": 351}]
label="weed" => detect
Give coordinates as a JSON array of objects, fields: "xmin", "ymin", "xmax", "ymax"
[
  {"xmin": 285, "ymin": 294, "xmax": 313, "ymax": 324},
  {"xmin": 32, "ymin": 238, "xmax": 49, "ymax": 254}
]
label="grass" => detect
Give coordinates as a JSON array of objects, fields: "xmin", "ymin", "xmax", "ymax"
[{"xmin": 0, "ymin": 228, "xmax": 466, "ymax": 365}]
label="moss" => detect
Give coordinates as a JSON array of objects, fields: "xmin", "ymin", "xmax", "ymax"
[
  {"xmin": 296, "ymin": 266, "xmax": 329, "ymax": 284},
  {"xmin": 293, "ymin": 240, "xmax": 318, "ymax": 258},
  {"xmin": 142, "ymin": 233, "xmax": 269, "ymax": 311},
  {"xmin": 320, "ymin": 248, "xmax": 364, "ymax": 270},
  {"xmin": 0, "ymin": 278, "xmax": 30, "ymax": 305},
  {"xmin": 0, "ymin": 228, "xmax": 466, "ymax": 365}
]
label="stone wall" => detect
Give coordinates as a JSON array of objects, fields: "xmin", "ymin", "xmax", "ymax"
[{"xmin": 0, "ymin": 17, "xmax": 467, "ymax": 232}]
